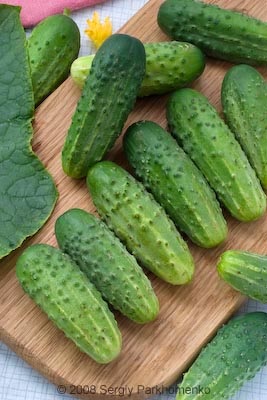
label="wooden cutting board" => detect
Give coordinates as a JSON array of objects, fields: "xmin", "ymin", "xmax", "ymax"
[{"xmin": 1, "ymin": 0, "xmax": 267, "ymax": 398}]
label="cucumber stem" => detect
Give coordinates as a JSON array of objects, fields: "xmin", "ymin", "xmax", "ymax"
[{"xmin": 63, "ymin": 8, "xmax": 71, "ymax": 17}]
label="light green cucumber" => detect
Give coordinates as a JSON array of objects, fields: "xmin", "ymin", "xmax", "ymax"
[
  {"xmin": 16, "ymin": 244, "xmax": 121, "ymax": 364},
  {"xmin": 218, "ymin": 250, "xmax": 267, "ymax": 303},
  {"xmin": 28, "ymin": 12, "xmax": 80, "ymax": 106},
  {"xmin": 176, "ymin": 312, "xmax": 267, "ymax": 399},
  {"xmin": 222, "ymin": 65, "xmax": 267, "ymax": 191},
  {"xmin": 167, "ymin": 88, "xmax": 266, "ymax": 222},
  {"xmin": 158, "ymin": 0, "xmax": 267, "ymax": 65},
  {"xmin": 55, "ymin": 208, "xmax": 159, "ymax": 323},
  {"xmin": 62, "ymin": 34, "xmax": 146, "ymax": 178},
  {"xmin": 123, "ymin": 121, "xmax": 227, "ymax": 248},
  {"xmin": 71, "ymin": 41, "xmax": 205, "ymax": 96},
  {"xmin": 87, "ymin": 161, "xmax": 195, "ymax": 285}
]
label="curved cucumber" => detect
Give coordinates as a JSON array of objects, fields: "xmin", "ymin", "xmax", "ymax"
[
  {"xmin": 62, "ymin": 34, "xmax": 146, "ymax": 178},
  {"xmin": 158, "ymin": 0, "xmax": 267, "ymax": 65},
  {"xmin": 167, "ymin": 88, "xmax": 266, "ymax": 222},
  {"xmin": 16, "ymin": 244, "xmax": 121, "ymax": 364},
  {"xmin": 87, "ymin": 161, "xmax": 195, "ymax": 285},
  {"xmin": 55, "ymin": 208, "xmax": 159, "ymax": 324},
  {"xmin": 123, "ymin": 121, "xmax": 227, "ymax": 248},
  {"xmin": 218, "ymin": 250, "xmax": 267, "ymax": 303},
  {"xmin": 71, "ymin": 41, "xmax": 205, "ymax": 96},
  {"xmin": 28, "ymin": 13, "xmax": 80, "ymax": 106},
  {"xmin": 222, "ymin": 65, "xmax": 267, "ymax": 191},
  {"xmin": 177, "ymin": 312, "xmax": 267, "ymax": 399}
]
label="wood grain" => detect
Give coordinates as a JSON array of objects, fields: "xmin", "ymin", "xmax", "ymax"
[{"xmin": 1, "ymin": 0, "xmax": 267, "ymax": 399}]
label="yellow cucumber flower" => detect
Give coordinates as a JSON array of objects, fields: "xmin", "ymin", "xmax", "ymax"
[{"xmin": 85, "ymin": 11, "xmax": 112, "ymax": 49}]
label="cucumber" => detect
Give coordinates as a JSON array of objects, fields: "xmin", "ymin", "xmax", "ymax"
[
  {"xmin": 123, "ymin": 121, "xmax": 227, "ymax": 248},
  {"xmin": 158, "ymin": 0, "xmax": 267, "ymax": 66},
  {"xmin": 62, "ymin": 34, "xmax": 146, "ymax": 179},
  {"xmin": 177, "ymin": 312, "xmax": 267, "ymax": 399},
  {"xmin": 167, "ymin": 88, "xmax": 266, "ymax": 222},
  {"xmin": 55, "ymin": 208, "xmax": 159, "ymax": 324},
  {"xmin": 71, "ymin": 41, "xmax": 205, "ymax": 96},
  {"xmin": 217, "ymin": 250, "xmax": 267, "ymax": 303},
  {"xmin": 16, "ymin": 244, "xmax": 121, "ymax": 364},
  {"xmin": 222, "ymin": 65, "xmax": 267, "ymax": 191},
  {"xmin": 87, "ymin": 161, "xmax": 195, "ymax": 285},
  {"xmin": 28, "ymin": 12, "xmax": 80, "ymax": 106}
]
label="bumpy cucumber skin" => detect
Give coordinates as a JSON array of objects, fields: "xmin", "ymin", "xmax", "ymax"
[
  {"xmin": 222, "ymin": 65, "xmax": 267, "ymax": 191},
  {"xmin": 55, "ymin": 208, "xmax": 159, "ymax": 324},
  {"xmin": 123, "ymin": 121, "xmax": 227, "ymax": 248},
  {"xmin": 87, "ymin": 161, "xmax": 195, "ymax": 285},
  {"xmin": 16, "ymin": 244, "xmax": 121, "ymax": 364},
  {"xmin": 62, "ymin": 34, "xmax": 146, "ymax": 179},
  {"xmin": 167, "ymin": 89, "xmax": 266, "ymax": 222},
  {"xmin": 158, "ymin": 0, "xmax": 267, "ymax": 66},
  {"xmin": 218, "ymin": 250, "xmax": 267, "ymax": 303},
  {"xmin": 28, "ymin": 14, "xmax": 80, "ymax": 106},
  {"xmin": 176, "ymin": 312, "xmax": 267, "ymax": 399},
  {"xmin": 71, "ymin": 42, "xmax": 205, "ymax": 96}
]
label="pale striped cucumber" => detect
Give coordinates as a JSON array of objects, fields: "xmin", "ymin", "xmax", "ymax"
[
  {"xmin": 167, "ymin": 88, "xmax": 266, "ymax": 222},
  {"xmin": 71, "ymin": 41, "xmax": 205, "ymax": 96},
  {"xmin": 123, "ymin": 121, "xmax": 227, "ymax": 248},
  {"xmin": 55, "ymin": 208, "xmax": 159, "ymax": 323},
  {"xmin": 16, "ymin": 244, "xmax": 121, "ymax": 364},
  {"xmin": 218, "ymin": 250, "xmax": 267, "ymax": 303},
  {"xmin": 87, "ymin": 161, "xmax": 195, "ymax": 285}
]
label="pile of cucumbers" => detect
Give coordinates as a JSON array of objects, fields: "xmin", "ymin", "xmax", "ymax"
[{"xmin": 16, "ymin": 0, "xmax": 267, "ymax": 398}]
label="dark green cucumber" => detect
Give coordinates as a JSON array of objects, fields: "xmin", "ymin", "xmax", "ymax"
[
  {"xmin": 16, "ymin": 244, "xmax": 121, "ymax": 364},
  {"xmin": 176, "ymin": 312, "xmax": 267, "ymax": 399},
  {"xmin": 87, "ymin": 161, "xmax": 195, "ymax": 285},
  {"xmin": 167, "ymin": 88, "xmax": 266, "ymax": 222},
  {"xmin": 218, "ymin": 250, "xmax": 267, "ymax": 303},
  {"xmin": 123, "ymin": 121, "xmax": 227, "ymax": 248},
  {"xmin": 28, "ymin": 13, "xmax": 80, "ymax": 106},
  {"xmin": 222, "ymin": 65, "xmax": 267, "ymax": 191},
  {"xmin": 158, "ymin": 0, "xmax": 267, "ymax": 66},
  {"xmin": 71, "ymin": 41, "xmax": 205, "ymax": 96},
  {"xmin": 62, "ymin": 34, "xmax": 146, "ymax": 178},
  {"xmin": 55, "ymin": 208, "xmax": 159, "ymax": 324}
]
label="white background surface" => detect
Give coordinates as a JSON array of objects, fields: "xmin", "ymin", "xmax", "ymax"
[{"xmin": 1, "ymin": 0, "xmax": 267, "ymax": 399}]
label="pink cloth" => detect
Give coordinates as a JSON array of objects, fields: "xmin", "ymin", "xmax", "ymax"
[{"xmin": 2, "ymin": 0, "xmax": 106, "ymax": 27}]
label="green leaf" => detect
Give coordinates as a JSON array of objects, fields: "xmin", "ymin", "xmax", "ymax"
[{"xmin": 0, "ymin": 5, "xmax": 58, "ymax": 259}]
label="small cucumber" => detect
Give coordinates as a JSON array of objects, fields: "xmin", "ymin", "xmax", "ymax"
[
  {"xmin": 217, "ymin": 250, "xmax": 267, "ymax": 303},
  {"xmin": 62, "ymin": 34, "xmax": 146, "ymax": 179},
  {"xmin": 55, "ymin": 208, "xmax": 159, "ymax": 324},
  {"xmin": 123, "ymin": 121, "xmax": 227, "ymax": 248},
  {"xmin": 158, "ymin": 0, "xmax": 267, "ymax": 65},
  {"xmin": 222, "ymin": 65, "xmax": 267, "ymax": 191},
  {"xmin": 28, "ymin": 13, "xmax": 80, "ymax": 106},
  {"xmin": 71, "ymin": 41, "xmax": 205, "ymax": 96},
  {"xmin": 167, "ymin": 88, "xmax": 266, "ymax": 222},
  {"xmin": 177, "ymin": 312, "xmax": 267, "ymax": 399},
  {"xmin": 16, "ymin": 244, "xmax": 121, "ymax": 364},
  {"xmin": 87, "ymin": 161, "xmax": 195, "ymax": 285}
]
